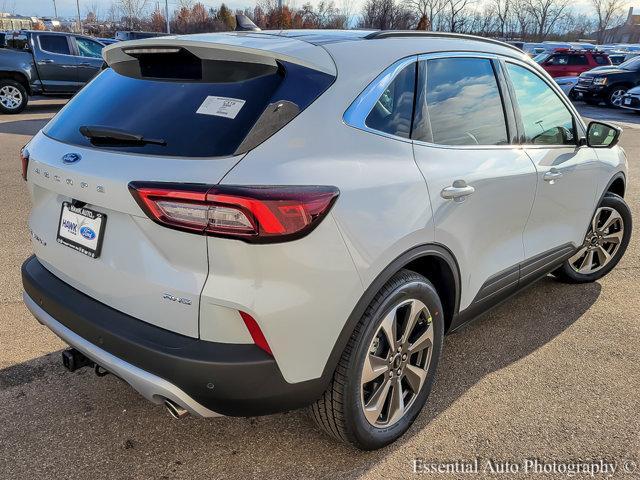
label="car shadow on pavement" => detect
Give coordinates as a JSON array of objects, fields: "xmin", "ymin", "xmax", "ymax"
[
  {"xmin": 0, "ymin": 276, "xmax": 601, "ymax": 479},
  {"xmin": 0, "ymin": 118, "xmax": 51, "ymax": 137}
]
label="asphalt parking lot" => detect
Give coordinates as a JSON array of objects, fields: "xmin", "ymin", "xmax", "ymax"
[{"xmin": 0, "ymin": 98, "xmax": 638, "ymax": 480}]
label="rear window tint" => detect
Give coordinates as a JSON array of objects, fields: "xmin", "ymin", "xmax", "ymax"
[
  {"xmin": 44, "ymin": 61, "xmax": 334, "ymax": 157},
  {"xmin": 568, "ymin": 55, "xmax": 588, "ymax": 65},
  {"xmin": 39, "ymin": 35, "xmax": 71, "ymax": 55}
]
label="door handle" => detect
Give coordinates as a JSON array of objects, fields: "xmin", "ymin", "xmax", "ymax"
[
  {"xmin": 38, "ymin": 59, "xmax": 54, "ymax": 64},
  {"xmin": 79, "ymin": 62, "xmax": 92, "ymax": 67},
  {"xmin": 543, "ymin": 169, "xmax": 563, "ymax": 183},
  {"xmin": 441, "ymin": 180, "xmax": 475, "ymax": 202}
]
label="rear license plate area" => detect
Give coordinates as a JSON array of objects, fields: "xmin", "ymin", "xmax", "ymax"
[{"xmin": 57, "ymin": 202, "xmax": 107, "ymax": 259}]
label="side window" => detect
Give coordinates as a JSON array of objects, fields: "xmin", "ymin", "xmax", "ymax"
[
  {"xmin": 506, "ymin": 63, "xmax": 575, "ymax": 146},
  {"xmin": 38, "ymin": 35, "xmax": 71, "ymax": 55},
  {"xmin": 414, "ymin": 57, "xmax": 508, "ymax": 146},
  {"xmin": 365, "ymin": 62, "xmax": 416, "ymax": 139},
  {"xmin": 569, "ymin": 55, "xmax": 588, "ymax": 66},
  {"xmin": 547, "ymin": 54, "xmax": 568, "ymax": 65},
  {"xmin": 594, "ymin": 55, "xmax": 608, "ymax": 65},
  {"xmin": 75, "ymin": 37, "xmax": 103, "ymax": 58}
]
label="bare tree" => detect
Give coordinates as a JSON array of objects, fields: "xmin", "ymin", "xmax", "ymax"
[
  {"xmin": 105, "ymin": 2, "xmax": 120, "ymax": 23},
  {"xmin": 84, "ymin": 2, "xmax": 101, "ymax": 22},
  {"xmin": 524, "ymin": 0, "xmax": 569, "ymax": 40},
  {"xmin": 407, "ymin": 0, "xmax": 445, "ymax": 30},
  {"xmin": 443, "ymin": 0, "xmax": 475, "ymax": 32},
  {"xmin": 118, "ymin": 0, "xmax": 150, "ymax": 29},
  {"xmin": 337, "ymin": 0, "xmax": 357, "ymax": 28},
  {"xmin": 512, "ymin": 0, "xmax": 533, "ymax": 38},
  {"xmin": 490, "ymin": 0, "xmax": 511, "ymax": 37},
  {"xmin": 359, "ymin": 0, "xmax": 416, "ymax": 29},
  {"xmin": 592, "ymin": 0, "xmax": 625, "ymax": 43}
]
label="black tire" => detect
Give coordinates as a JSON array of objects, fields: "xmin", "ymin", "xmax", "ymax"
[
  {"xmin": 310, "ymin": 269, "xmax": 444, "ymax": 450},
  {"xmin": 554, "ymin": 193, "xmax": 632, "ymax": 284},
  {"xmin": 0, "ymin": 79, "xmax": 28, "ymax": 114}
]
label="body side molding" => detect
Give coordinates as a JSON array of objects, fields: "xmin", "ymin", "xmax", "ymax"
[{"xmin": 451, "ymin": 243, "xmax": 576, "ymax": 331}]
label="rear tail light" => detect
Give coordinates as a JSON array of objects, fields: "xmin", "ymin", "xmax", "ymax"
[
  {"xmin": 128, "ymin": 182, "xmax": 339, "ymax": 243},
  {"xmin": 20, "ymin": 146, "xmax": 29, "ymax": 181}
]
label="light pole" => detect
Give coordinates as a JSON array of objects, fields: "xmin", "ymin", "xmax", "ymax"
[
  {"xmin": 76, "ymin": 0, "xmax": 82, "ymax": 33},
  {"xmin": 52, "ymin": 0, "xmax": 58, "ymax": 19},
  {"xmin": 165, "ymin": 0, "xmax": 170, "ymax": 34}
]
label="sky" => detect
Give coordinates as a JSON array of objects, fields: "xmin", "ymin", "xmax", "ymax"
[
  {"xmin": 9, "ymin": 0, "xmax": 607, "ymax": 21},
  {"xmin": 10, "ymin": 0, "xmax": 253, "ymax": 19}
]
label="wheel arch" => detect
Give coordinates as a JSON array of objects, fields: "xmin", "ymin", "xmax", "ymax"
[
  {"xmin": 580, "ymin": 172, "xmax": 627, "ymax": 241},
  {"xmin": 605, "ymin": 172, "xmax": 626, "ymax": 198},
  {"xmin": 608, "ymin": 82, "xmax": 633, "ymax": 91},
  {"xmin": 318, "ymin": 244, "xmax": 461, "ymax": 384},
  {"xmin": 0, "ymin": 71, "xmax": 30, "ymax": 94}
]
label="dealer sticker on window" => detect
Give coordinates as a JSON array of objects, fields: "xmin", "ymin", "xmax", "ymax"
[{"xmin": 196, "ymin": 96, "xmax": 246, "ymax": 119}]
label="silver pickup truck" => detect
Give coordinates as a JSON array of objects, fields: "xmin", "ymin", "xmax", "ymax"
[{"xmin": 0, "ymin": 30, "xmax": 105, "ymax": 114}]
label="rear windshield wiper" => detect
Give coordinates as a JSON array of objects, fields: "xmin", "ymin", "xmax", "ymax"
[{"xmin": 79, "ymin": 125, "xmax": 166, "ymax": 146}]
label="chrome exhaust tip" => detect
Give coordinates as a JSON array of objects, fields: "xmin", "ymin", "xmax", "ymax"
[{"xmin": 164, "ymin": 399, "xmax": 189, "ymax": 419}]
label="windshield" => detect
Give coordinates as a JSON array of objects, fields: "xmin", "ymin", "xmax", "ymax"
[
  {"xmin": 533, "ymin": 53, "xmax": 550, "ymax": 64},
  {"xmin": 619, "ymin": 56, "xmax": 640, "ymax": 71}
]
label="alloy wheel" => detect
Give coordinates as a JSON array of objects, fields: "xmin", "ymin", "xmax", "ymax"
[
  {"xmin": 610, "ymin": 89, "xmax": 626, "ymax": 107},
  {"xmin": 360, "ymin": 298, "xmax": 434, "ymax": 427},
  {"xmin": 0, "ymin": 85, "xmax": 23, "ymax": 110},
  {"xmin": 569, "ymin": 207, "xmax": 624, "ymax": 274}
]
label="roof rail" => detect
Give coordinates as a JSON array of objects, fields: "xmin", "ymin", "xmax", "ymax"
[{"xmin": 364, "ymin": 30, "xmax": 523, "ymax": 54}]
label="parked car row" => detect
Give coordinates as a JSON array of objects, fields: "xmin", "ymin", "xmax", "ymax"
[
  {"xmin": 0, "ymin": 30, "xmax": 107, "ymax": 113},
  {"xmin": 0, "ymin": 29, "xmax": 172, "ymax": 113},
  {"xmin": 534, "ymin": 48, "xmax": 612, "ymax": 78},
  {"xmin": 560, "ymin": 55, "xmax": 640, "ymax": 112}
]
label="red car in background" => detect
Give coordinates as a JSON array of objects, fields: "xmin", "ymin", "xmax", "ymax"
[{"xmin": 536, "ymin": 49, "xmax": 611, "ymax": 78}]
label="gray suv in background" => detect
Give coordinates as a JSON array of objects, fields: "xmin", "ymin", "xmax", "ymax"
[{"xmin": 0, "ymin": 30, "xmax": 105, "ymax": 113}]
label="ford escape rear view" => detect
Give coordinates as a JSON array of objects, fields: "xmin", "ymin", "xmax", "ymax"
[{"xmin": 21, "ymin": 30, "xmax": 631, "ymax": 450}]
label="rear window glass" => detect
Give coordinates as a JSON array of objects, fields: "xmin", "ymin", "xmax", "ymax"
[
  {"xmin": 39, "ymin": 35, "xmax": 70, "ymax": 55},
  {"xmin": 44, "ymin": 61, "xmax": 334, "ymax": 157},
  {"xmin": 568, "ymin": 55, "xmax": 588, "ymax": 65}
]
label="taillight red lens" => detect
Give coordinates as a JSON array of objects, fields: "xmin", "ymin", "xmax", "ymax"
[
  {"xmin": 239, "ymin": 311, "xmax": 272, "ymax": 356},
  {"xmin": 20, "ymin": 146, "xmax": 29, "ymax": 181},
  {"xmin": 128, "ymin": 182, "xmax": 339, "ymax": 243}
]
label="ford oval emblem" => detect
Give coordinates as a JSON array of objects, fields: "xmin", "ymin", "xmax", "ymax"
[
  {"xmin": 62, "ymin": 153, "xmax": 82, "ymax": 164},
  {"xmin": 79, "ymin": 226, "xmax": 96, "ymax": 240}
]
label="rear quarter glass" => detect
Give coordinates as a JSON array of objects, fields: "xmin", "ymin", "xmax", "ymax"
[{"xmin": 43, "ymin": 61, "xmax": 335, "ymax": 158}]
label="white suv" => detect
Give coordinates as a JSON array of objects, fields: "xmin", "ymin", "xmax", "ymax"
[{"xmin": 21, "ymin": 30, "xmax": 631, "ymax": 450}]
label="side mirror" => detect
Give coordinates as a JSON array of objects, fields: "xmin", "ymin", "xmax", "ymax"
[{"xmin": 587, "ymin": 121, "xmax": 621, "ymax": 148}]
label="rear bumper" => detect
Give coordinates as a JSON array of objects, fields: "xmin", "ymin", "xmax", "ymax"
[{"xmin": 22, "ymin": 255, "xmax": 325, "ymax": 416}]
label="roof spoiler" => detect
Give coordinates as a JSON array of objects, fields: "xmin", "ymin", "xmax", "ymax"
[{"xmin": 102, "ymin": 34, "xmax": 336, "ymax": 77}]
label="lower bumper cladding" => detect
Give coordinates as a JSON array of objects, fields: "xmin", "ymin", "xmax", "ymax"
[
  {"xmin": 24, "ymin": 291, "xmax": 221, "ymax": 417},
  {"xmin": 21, "ymin": 255, "xmax": 327, "ymax": 417}
]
